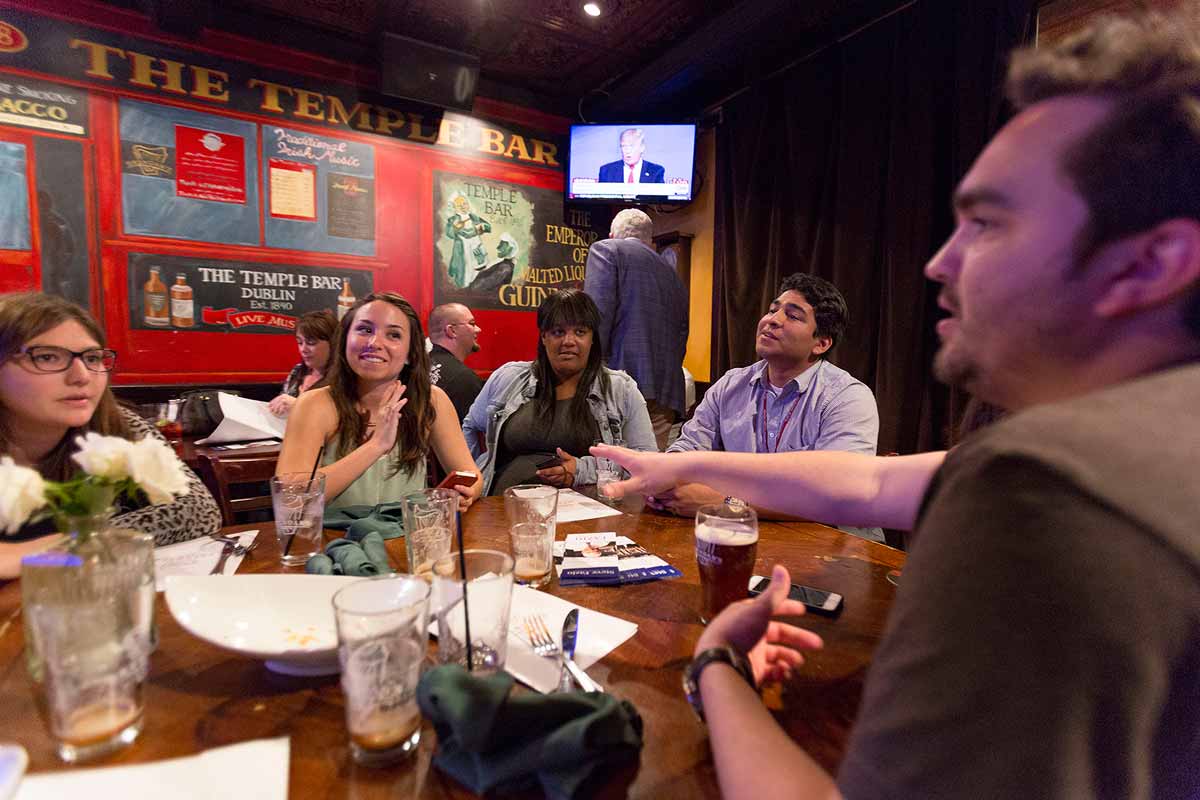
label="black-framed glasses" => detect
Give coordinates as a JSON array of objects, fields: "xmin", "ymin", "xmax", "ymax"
[{"xmin": 17, "ymin": 345, "xmax": 118, "ymax": 373}]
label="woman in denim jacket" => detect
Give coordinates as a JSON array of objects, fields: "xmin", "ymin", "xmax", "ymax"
[{"xmin": 463, "ymin": 290, "xmax": 656, "ymax": 496}]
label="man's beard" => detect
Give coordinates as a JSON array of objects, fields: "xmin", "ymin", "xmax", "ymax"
[
  {"xmin": 932, "ymin": 340, "xmax": 978, "ymax": 392},
  {"xmin": 470, "ymin": 342, "xmax": 481, "ymax": 354}
]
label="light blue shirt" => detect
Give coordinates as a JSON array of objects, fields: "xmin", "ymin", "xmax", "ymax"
[{"xmin": 669, "ymin": 359, "xmax": 879, "ymax": 456}]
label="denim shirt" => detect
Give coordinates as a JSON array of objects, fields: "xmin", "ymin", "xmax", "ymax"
[
  {"xmin": 669, "ymin": 359, "xmax": 879, "ymax": 456},
  {"xmin": 462, "ymin": 361, "xmax": 658, "ymax": 496}
]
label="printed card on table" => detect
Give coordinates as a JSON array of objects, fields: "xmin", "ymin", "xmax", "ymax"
[{"xmin": 554, "ymin": 532, "xmax": 681, "ymax": 587}]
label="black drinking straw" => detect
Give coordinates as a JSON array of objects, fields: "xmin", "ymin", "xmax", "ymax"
[
  {"xmin": 283, "ymin": 444, "xmax": 324, "ymax": 558},
  {"xmin": 456, "ymin": 507, "xmax": 473, "ymax": 672}
]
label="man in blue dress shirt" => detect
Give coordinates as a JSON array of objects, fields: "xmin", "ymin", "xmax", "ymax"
[{"xmin": 661, "ymin": 273, "xmax": 880, "ymax": 536}]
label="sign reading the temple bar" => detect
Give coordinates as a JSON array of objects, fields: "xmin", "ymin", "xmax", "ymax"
[
  {"xmin": 433, "ymin": 171, "xmax": 604, "ymax": 311},
  {"xmin": 127, "ymin": 253, "xmax": 372, "ymax": 334},
  {"xmin": 0, "ymin": 8, "xmax": 563, "ymax": 169},
  {"xmin": 0, "ymin": 75, "xmax": 87, "ymax": 136}
]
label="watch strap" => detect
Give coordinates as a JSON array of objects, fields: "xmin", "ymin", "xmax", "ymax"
[{"xmin": 683, "ymin": 646, "xmax": 755, "ymax": 722}]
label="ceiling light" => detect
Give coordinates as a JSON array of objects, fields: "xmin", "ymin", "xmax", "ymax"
[{"xmin": 583, "ymin": 3, "xmax": 602, "ymax": 17}]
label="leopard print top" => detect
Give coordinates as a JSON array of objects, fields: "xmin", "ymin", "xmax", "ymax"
[{"xmin": 113, "ymin": 407, "xmax": 223, "ymax": 546}]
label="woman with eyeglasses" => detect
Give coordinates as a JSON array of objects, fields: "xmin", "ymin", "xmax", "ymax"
[
  {"xmin": 0, "ymin": 293, "xmax": 221, "ymax": 578},
  {"xmin": 462, "ymin": 289, "xmax": 657, "ymax": 496}
]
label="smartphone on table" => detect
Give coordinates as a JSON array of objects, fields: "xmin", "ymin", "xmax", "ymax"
[{"xmin": 748, "ymin": 575, "xmax": 844, "ymax": 617}]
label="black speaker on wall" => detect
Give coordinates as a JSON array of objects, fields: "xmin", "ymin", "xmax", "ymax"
[{"xmin": 379, "ymin": 33, "xmax": 480, "ymax": 113}]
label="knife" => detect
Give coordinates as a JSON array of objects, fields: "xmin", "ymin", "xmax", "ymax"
[{"xmin": 560, "ymin": 609, "xmax": 604, "ymax": 693}]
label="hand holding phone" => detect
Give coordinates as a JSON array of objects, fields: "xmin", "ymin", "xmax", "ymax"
[
  {"xmin": 748, "ymin": 575, "xmax": 844, "ymax": 616},
  {"xmin": 534, "ymin": 455, "xmax": 562, "ymax": 470}
]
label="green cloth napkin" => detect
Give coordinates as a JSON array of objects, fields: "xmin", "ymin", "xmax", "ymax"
[
  {"xmin": 322, "ymin": 503, "xmax": 406, "ymax": 540},
  {"xmin": 417, "ymin": 665, "xmax": 643, "ymax": 799},
  {"xmin": 305, "ymin": 530, "xmax": 392, "ymax": 576}
]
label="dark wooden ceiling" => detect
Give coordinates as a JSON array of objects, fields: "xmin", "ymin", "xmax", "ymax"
[{"xmin": 101, "ymin": 0, "xmax": 912, "ymax": 119}]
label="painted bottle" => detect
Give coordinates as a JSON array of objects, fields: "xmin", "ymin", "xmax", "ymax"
[
  {"xmin": 170, "ymin": 274, "xmax": 194, "ymax": 327},
  {"xmin": 143, "ymin": 267, "xmax": 169, "ymax": 327},
  {"xmin": 337, "ymin": 278, "xmax": 356, "ymax": 320}
]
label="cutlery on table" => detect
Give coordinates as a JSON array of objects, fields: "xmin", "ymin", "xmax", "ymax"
[
  {"xmin": 523, "ymin": 615, "xmax": 560, "ymax": 658},
  {"xmin": 560, "ymin": 608, "xmax": 604, "ymax": 693},
  {"xmin": 209, "ymin": 540, "xmax": 236, "ymax": 575}
]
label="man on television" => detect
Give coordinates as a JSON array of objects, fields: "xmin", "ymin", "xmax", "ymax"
[{"xmin": 598, "ymin": 128, "xmax": 665, "ymax": 184}]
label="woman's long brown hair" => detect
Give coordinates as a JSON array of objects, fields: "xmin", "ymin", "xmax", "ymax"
[
  {"xmin": 0, "ymin": 293, "xmax": 129, "ymax": 481},
  {"xmin": 324, "ymin": 292, "xmax": 433, "ymax": 477}
]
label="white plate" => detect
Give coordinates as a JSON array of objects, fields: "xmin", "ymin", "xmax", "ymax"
[{"xmin": 165, "ymin": 575, "xmax": 363, "ymax": 676}]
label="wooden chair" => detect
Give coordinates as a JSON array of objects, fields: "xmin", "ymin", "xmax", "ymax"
[{"xmin": 195, "ymin": 451, "xmax": 279, "ymax": 526}]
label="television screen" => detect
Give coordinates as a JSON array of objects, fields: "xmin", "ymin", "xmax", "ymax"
[{"xmin": 567, "ymin": 124, "xmax": 696, "ymax": 203}]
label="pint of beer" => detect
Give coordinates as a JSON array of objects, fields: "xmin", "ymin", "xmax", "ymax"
[{"xmin": 695, "ymin": 502, "xmax": 759, "ymax": 624}]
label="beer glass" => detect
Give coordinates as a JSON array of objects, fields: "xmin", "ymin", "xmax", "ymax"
[
  {"xmin": 510, "ymin": 521, "xmax": 553, "ymax": 589},
  {"xmin": 401, "ymin": 489, "xmax": 458, "ymax": 578},
  {"xmin": 333, "ymin": 575, "xmax": 431, "ymax": 766},
  {"xmin": 694, "ymin": 502, "xmax": 759, "ymax": 624},
  {"xmin": 271, "ymin": 473, "xmax": 326, "ymax": 567},
  {"xmin": 503, "ymin": 484, "xmax": 559, "ymax": 538}
]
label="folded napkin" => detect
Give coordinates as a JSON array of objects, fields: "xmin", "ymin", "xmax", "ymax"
[
  {"xmin": 323, "ymin": 503, "xmax": 405, "ymax": 540},
  {"xmin": 417, "ymin": 665, "xmax": 643, "ymax": 800},
  {"xmin": 305, "ymin": 530, "xmax": 392, "ymax": 576}
]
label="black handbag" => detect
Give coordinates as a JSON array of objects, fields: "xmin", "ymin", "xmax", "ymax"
[{"xmin": 179, "ymin": 390, "xmax": 239, "ymax": 437}]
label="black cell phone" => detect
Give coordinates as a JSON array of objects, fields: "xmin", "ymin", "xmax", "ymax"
[
  {"xmin": 748, "ymin": 575, "xmax": 844, "ymax": 617},
  {"xmin": 535, "ymin": 455, "xmax": 562, "ymax": 469}
]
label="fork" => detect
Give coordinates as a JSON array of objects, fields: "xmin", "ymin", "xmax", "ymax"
[{"xmin": 523, "ymin": 614, "xmax": 560, "ymax": 657}]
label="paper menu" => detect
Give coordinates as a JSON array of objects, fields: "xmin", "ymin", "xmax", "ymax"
[
  {"xmin": 153, "ymin": 531, "xmax": 259, "ymax": 590},
  {"xmin": 194, "ymin": 393, "xmax": 286, "ymax": 445},
  {"xmin": 553, "ymin": 489, "xmax": 622, "ymax": 523}
]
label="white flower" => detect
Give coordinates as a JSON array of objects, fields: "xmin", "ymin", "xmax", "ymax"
[
  {"xmin": 126, "ymin": 437, "xmax": 189, "ymax": 505},
  {"xmin": 71, "ymin": 433, "xmax": 136, "ymax": 480},
  {"xmin": 0, "ymin": 456, "xmax": 47, "ymax": 534}
]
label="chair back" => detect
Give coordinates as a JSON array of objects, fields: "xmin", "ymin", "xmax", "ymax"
[{"xmin": 196, "ymin": 451, "xmax": 279, "ymax": 526}]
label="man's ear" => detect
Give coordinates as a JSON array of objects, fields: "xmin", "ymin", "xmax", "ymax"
[
  {"xmin": 1094, "ymin": 218, "xmax": 1200, "ymax": 318},
  {"xmin": 812, "ymin": 335, "xmax": 833, "ymax": 357}
]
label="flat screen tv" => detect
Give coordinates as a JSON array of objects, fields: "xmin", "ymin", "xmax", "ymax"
[{"xmin": 566, "ymin": 123, "xmax": 697, "ymax": 203}]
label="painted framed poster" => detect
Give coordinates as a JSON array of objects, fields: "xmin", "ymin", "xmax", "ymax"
[
  {"xmin": 433, "ymin": 171, "xmax": 606, "ymax": 311},
  {"xmin": 119, "ymin": 99, "xmax": 260, "ymax": 245}
]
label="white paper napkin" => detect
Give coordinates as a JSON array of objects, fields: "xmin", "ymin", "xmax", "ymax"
[
  {"xmin": 14, "ymin": 736, "xmax": 289, "ymax": 800},
  {"xmin": 505, "ymin": 586, "xmax": 638, "ymax": 693},
  {"xmin": 154, "ymin": 531, "xmax": 259, "ymax": 591}
]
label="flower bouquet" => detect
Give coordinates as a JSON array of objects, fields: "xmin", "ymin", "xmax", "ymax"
[
  {"xmin": 1, "ymin": 432, "xmax": 188, "ymax": 544},
  {"xmin": 3, "ymin": 432, "xmax": 189, "ymax": 683}
]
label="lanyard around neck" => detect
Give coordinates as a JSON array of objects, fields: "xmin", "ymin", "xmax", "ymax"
[{"xmin": 759, "ymin": 383, "xmax": 804, "ymax": 453}]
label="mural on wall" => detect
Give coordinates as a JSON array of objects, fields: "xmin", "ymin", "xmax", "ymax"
[
  {"xmin": 433, "ymin": 171, "xmax": 604, "ymax": 311},
  {"xmin": 120, "ymin": 99, "xmax": 260, "ymax": 245},
  {"xmin": 262, "ymin": 126, "xmax": 376, "ymax": 255},
  {"xmin": 0, "ymin": 140, "xmax": 29, "ymax": 250},
  {"xmin": 127, "ymin": 253, "xmax": 372, "ymax": 333}
]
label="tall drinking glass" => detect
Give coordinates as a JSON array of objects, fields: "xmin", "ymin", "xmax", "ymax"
[
  {"xmin": 695, "ymin": 502, "xmax": 759, "ymax": 624},
  {"xmin": 29, "ymin": 578, "xmax": 152, "ymax": 763},
  {"xmin": 510, "ymin": 521, "xmax": 553, "ymax": 589},
  {"xmin": 400, "ymin": 488, "xmax": 458, "ymax": 579},
  {"xmin": 333, "ymin": 575, "xmax": 431, "ymax": 766},
  {"xmin": 431, "ymin": 549, "xmax": 514, "ymax": 674},
  {"xmin": 271, "ymin": 472, "xmax": 326, "ymax": 567},
  {"xmin": 503, "ymin": 484, "xmax": 559, "ymax": 538}
]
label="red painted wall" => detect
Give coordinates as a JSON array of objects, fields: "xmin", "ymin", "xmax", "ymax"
[{"xmin": 0, "ymin": 1, "xmax": 576, "ymax": 386}]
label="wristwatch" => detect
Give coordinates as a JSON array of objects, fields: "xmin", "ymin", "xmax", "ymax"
[{"xmin": 683, "ymin": 646, "xmax": 756, "ymax": 723}]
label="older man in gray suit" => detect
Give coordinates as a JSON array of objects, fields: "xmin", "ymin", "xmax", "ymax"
[{"xmin": 585, "ymin": 208, "xmax": 689, "ymax": 450}]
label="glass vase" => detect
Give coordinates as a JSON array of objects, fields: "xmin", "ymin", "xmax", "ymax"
[{"xmin": 21, "ymin": 512, "xmax": 156, "ymax": 684}]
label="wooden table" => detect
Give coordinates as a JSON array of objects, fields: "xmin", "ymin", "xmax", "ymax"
[{"xmin": 0, "ymin": 494, "xmax": 905, "ymax": 798}]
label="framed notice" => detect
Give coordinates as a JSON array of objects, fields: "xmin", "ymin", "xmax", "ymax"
[
  {"xmin": 326, "ymin": 172, "xmax": 374, "ymax": 240},
  {"xmin": 174, "ymin": 125, "xmax": 247, "ymax": 204},
  {"xmin": 268, "ymin": 158, "xmax": 317, "ymax": 221}
]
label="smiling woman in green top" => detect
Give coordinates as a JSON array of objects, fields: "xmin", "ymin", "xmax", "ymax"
[{"xmin": 277, "ymin": 292, "xmax": 480, "ymax": 510}]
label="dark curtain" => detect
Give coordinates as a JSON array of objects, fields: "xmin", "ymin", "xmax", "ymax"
[{"xmin": 713, "ymin": 0, "xmax": 1036, "ymax": 453}]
